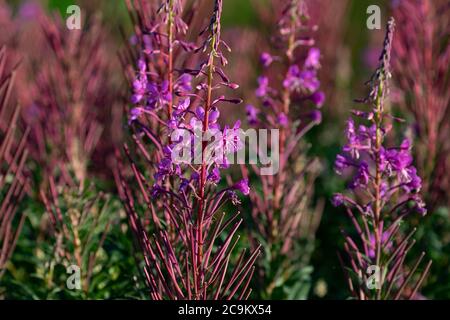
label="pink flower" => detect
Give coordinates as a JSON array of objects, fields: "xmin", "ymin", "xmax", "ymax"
[
  {"xmin": 305, "ymin": 48, "xmax": 321, "ymax": 69},
  {"xmin": 234, "ymin": 179, "xmax": 250, "ymax": 195},
  {"xmin": 260, "ymin": 52, "xmax": 274, "ymax": 67}
]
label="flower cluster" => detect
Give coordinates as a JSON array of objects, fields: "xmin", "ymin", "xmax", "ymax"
[
  {"xmin": 126, "ymin": 0, "xmax": 193, "ymax": 127},
  {"xmin": 130, "ymin": 59, "xmax": 192, "ymax": 116},
  {"xmin": 146, "ymin": 0, "xmax": 249, "ymax": 209},
  {"xmin": 248, "ymin": 45, "xmax": 324, "ymax": 128},
  {"xmin": 333, "ymin": 18, "xmax": 431, "ymax": 300},
  {"xmin": 247, "ymin": 1, "xmax": 324, "ymax": 130},
  {"xmin": 335, "ymin": 121, "xmax": 425, "ymax": 211},
  {"xmin": 126, "ymin": 0, "xmax": 246, "ymax": 194}
]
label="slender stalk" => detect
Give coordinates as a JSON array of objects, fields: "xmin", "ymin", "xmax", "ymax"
[
  {"xmin": 197, "ymin": 10, "xmax": 218, "ymax": 297},
  {"xmin": 274, "ymin": 1, "xmax": 297, "ymax": 210},
  {"xmin": 167, "ymin": 0, "xmax": 174, "ymax": 120},
  {"xmin": 374, "ymin": 82, "xmax": 383, "ymax": 299}
]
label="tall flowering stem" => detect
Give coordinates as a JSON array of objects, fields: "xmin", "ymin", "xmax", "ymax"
[
  {"xmin": 244, "ymin": 0, "xmax": 324, "ymax": 298},
  {"xmin": 0, "ymin": 46, "xmax": 29, "ymax": 279},
  {"xmin": 118, "ymin": 0, "xmax": 260, "ymax": 300},
  {"xmin": 121, "ymin": 0, "xmax": 196, "ymax": 241},
  {"xmin": 392, "ymin": 0, "xmax": 450, "ymax": 209},
  {"xmin": 274, "ymin": 0, "xmax": 297, "ymax": 208},
  {"xmin": 197, "ymin": 0, "xmax": 222, "ymax": 273},
  {"xmin": 333, "ymin": 18, "xmax": 432, "ymax": 300}
]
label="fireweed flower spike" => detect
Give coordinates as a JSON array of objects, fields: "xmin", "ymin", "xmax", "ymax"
[
  {"xmin": 120, "ymin": 0, "xmax": 201, "ymax": 243},
  {"xmin": 0, "ymin": 47, "xmax": 29, "ymax": 279},
  {"xmin": 242, "ymin": 0, "xmax": 323, "ymax": 298},
  {"xmin": 333, "ymin": 18, "xmax": 432, "ymax": 300},
  {"xmin": 124, "ymin": 0, "xmax": 194, "ymax": 133},
  {"xmin": 122, "ymin": 0, "xmax": 201, "ymax": 226},
  {"xmin": 118, "ymin": 0, "xmax": 260, "ymax": 300},
  {"xmin": 254, "ymin": 0, "xmax": 348, "ymax": 112}
]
